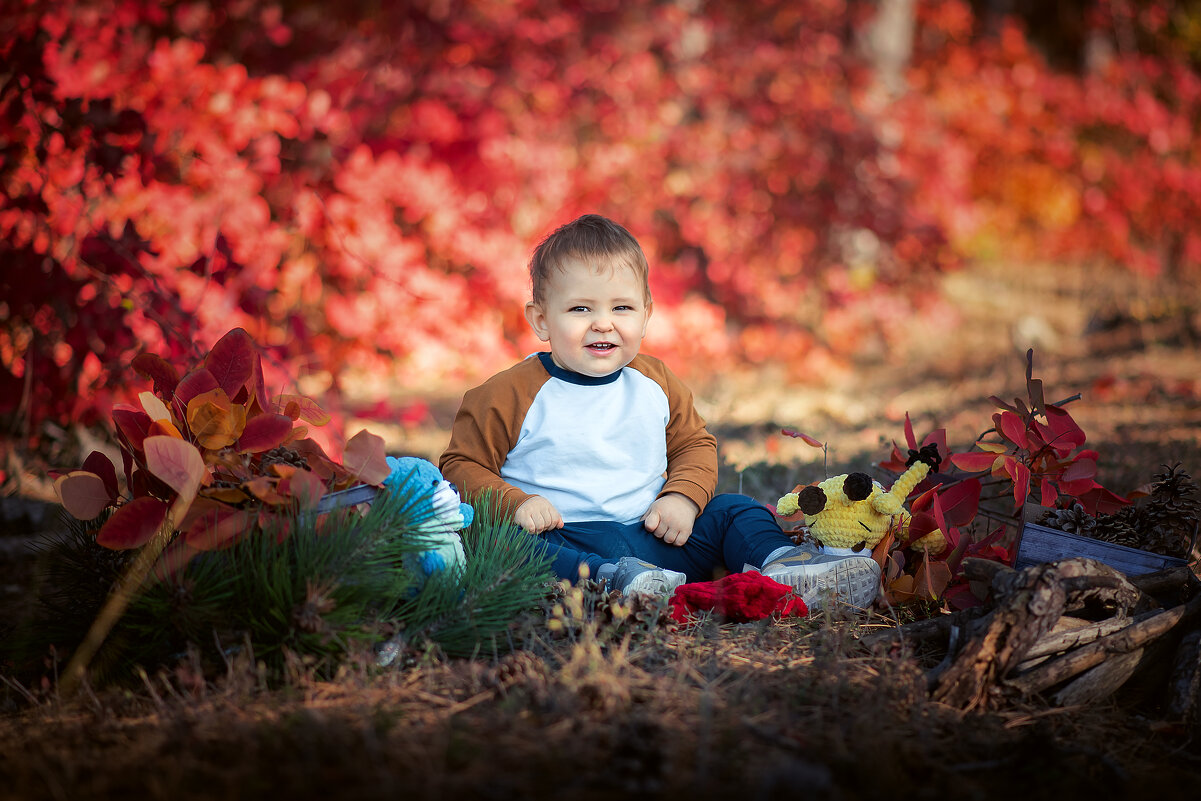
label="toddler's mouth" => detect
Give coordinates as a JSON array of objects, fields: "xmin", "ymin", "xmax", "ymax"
[{"xmin": 587, "ymin": 343, "xmax": 616, "ymax": 351}]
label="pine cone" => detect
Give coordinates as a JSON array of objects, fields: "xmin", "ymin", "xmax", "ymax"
[
  {"xmin": 1093, "ymin": 516, "xmax": 1143, "ymax": 549},
  {"xmin": 260, "ymin": 446, "xmax": 309, "ymax": 473},
  {"xmin": 487, "ymin": 650, "xmax": 551, "ymax": 696}
]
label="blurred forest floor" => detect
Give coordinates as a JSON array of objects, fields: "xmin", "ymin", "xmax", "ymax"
[{"xmin": 2, "ymin": 259, "xmax": 1201, "ymax": 800}]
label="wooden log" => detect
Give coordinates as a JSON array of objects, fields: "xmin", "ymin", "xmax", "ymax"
[
  {"xmin": 1051, "ymin": 648, "xmax": 1144, "ymax": 706},
  {"xmin": 963, "ymin": 557, "xmax": 1192, "ymax": 609},
  {"xmin": 991, "ymin": 558, "xmax": 1141, "ymax": 616},
  {"xmin": 1166, "ymin": 629, "xmax": 1201, "ymax": 723},
  {"xmin": 930, "ymin": 562, "xmax": 1068, "ymax": 710},
  {"xmin": 1016, "ymin": 615, "xmax": 1132, "ymax": 670},
  {"xmin": 1008, "ymin": 592, "xmax": 1201, "ymax": 697}
]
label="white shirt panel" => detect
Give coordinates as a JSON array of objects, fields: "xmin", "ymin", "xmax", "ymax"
[{"xmin": 500, "ymin": 367, "xmax": 669, "ymax": 524}]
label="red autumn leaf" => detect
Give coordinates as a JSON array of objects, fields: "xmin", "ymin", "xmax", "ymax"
[
  {"xmin": 248, "ymin": 351, "xmax": 269, "ymax": 416},
  {"xmin": 1011, "ymin": 462, "xmax": 1031, "ymax": 509},
  {"xmin": 1040, "ymin": 477, "xmax": 1058, "ymax": 507},
  {"xmin": 781, "ymin": 428, "xmax": 823, "ymax": 448},
  {"xmin": 1060, "ymin": 456, "xmax": 1098, "ymax": 483},
  {"xmin": 1075, "ymin": 484, "xmax": 1132, "ymax": 516},
  {"xmin": 236, "ymin": 413, "xmax": 294, "ymax": 453},
  {"xmin": 275, "ymin": 393, "xmax": 331, "ymax": 425},
  {"xmin": 131, "ymin": 352, "xmax": 180, "ymax": 399},
  {"xmin": 81, "ymin": 450, "xmax": 120, "ymax": 499},
  {"xmin": 96, "ymin": 496, "xmax": 169, "ymax": 549},
  {"xmin": 1043, "ymin": 404, "xmax": 1086, "ymax": 454},
  {"xmin": 996, "ymin": 411, "xmax": 1028, "ymax": 448},
  {"xmin": 903, "ymin": 412, "xmax": 917, "ymax": 450},
  {"xmin": 185, "ymin": 505, "xmax": 254, "ymax": 551},
  {"xmin": 205, "ymin": 327, "xmax": 256, "ymax": 398},
  {"xmin": 944, "ymin": 581, "xmax": 986, "ymax": 611},
  {"xmin": 112, "ymin": 407, "xmax": 152, "ymax": 452},
  {"xmin": 921, "ymin": 428, "xmax": 948, "ymax": 460},
  {"xmin": 143, "ymin": 436, "xmax": 205, "ymax": 507},
  {"xmin": 55, "ymin": 471, "xmax": 114, "ymax": 521},
  {"xmin": 949, "ymin": 451, "xmax": 1002, "ymax": 473},
  {"xmin": 341, "ymin": 430, "xmax": 390, "ymax": 485},
  {"xmin": 173, "ymin": 368, "xmax": 221, "ymax": 425},
  {"xmin": 933, "ymin": 478, "xmax": 981, "ymax": 528}
]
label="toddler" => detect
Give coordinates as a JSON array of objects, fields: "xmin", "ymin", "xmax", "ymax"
[{"xmin": 439, "ymin": 214, "xmax": 878, "ymax": 611}]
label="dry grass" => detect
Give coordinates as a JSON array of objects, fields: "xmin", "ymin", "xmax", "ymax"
[{"xmin": 2, "ymin": 605, "xmax": 1199, "ymax": 801}]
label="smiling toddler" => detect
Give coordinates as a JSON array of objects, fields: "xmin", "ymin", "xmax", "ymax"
[{"xmin": 439, "ymin": 214, "xmax": 880, "ymax": 610}]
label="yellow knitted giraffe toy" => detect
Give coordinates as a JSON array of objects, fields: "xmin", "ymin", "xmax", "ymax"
[{"xmin": 776, "ymin": 444, "xmax": 941, "ymax": 550}]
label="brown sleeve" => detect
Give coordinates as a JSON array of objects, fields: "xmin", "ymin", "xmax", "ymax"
[
  {"xmin": 630, "ymin": 355, "xmax": 718, "ymax": 513},
  {"xmin": 438, "ymin": 357, "xmax": 549, "ymax": 517}
]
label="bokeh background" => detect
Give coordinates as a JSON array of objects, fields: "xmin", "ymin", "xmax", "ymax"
[{"xmin": 3, "ymin": 0, "xmax": 1200, "ymax": 488}]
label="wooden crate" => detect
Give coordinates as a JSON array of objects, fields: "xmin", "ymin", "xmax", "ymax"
[{"xmin": 1015, "ymin": 522, "xmax": 1189, "ymax": 576}]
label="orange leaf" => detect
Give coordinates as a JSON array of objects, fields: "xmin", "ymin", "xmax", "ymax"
[
  {"xmin": 96, "ymin": 497, "xmax": 169, "ymax": 549},
  {"xmin": 914, "ymin": 556, "xmax": 953, "ymax": 601},
  {"xmin": 147, "ymin": 419, "xmax": 184, "ymax": 439},
  {"xmin": 887, "ymin": 574, "xmax": 917, "ymax": 604},
  {"xmin": 341, "ymin": 430, "xmax": 390, "ymax": 485},
  {"xmin": 275, "ymin": 393, "xmax": 331, "ymax": 426},
  {"xmin": 56, "ymin": 471, "xmax": 113, "ymax": 521},
  {"xmin": 143, "ymin": 436, "xmax": 206, "ymax": 508},
  {"xmin": 172, "ymin": 368, "xmax": 220, "ymax": 425},
  {"xmin": 280, "ymin": 469, "xmax": 326, "ymax": 510},
  {"xmin": 244, "ymin": 475, "xmax": 286, "ymax": 505},
  {"xmin": 186, "ymin": 389, "xmax": 247, "ymax": 449}
]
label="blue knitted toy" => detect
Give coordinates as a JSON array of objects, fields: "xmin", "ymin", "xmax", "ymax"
[{"xmin": 383, "ymin": 456, "xmax": 472, "ymax": 589}]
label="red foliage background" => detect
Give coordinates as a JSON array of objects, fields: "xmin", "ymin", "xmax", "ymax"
[{"xmin": 2, "ymin": 0, "xmax": 1199, "ymax": 455}]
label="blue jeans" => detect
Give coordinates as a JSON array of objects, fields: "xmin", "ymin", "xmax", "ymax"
[{"xmin": 528, "ymin": 493, "xmax": 792, "ymax": 583}]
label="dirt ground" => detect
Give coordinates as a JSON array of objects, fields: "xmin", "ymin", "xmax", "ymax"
[{"xmin": 2, "ymin": 261, "xmax": 1200, "ymax": 800}]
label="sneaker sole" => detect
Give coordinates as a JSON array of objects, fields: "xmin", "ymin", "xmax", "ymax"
[
  {"xmin": 623, "ymin": 571, "xmax": 687, "ymax": 597},
  {"xmin": 765, "ymin": 557, "xmax": 880, "ymax": 612}
]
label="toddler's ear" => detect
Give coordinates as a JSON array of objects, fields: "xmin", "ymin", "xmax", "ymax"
[{"xmin": 524, "ymin": 301, "xmax": 551, "ymax": 341}]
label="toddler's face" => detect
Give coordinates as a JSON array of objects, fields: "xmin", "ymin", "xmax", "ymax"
[{"xmin": 525, "ymin": 256, "xmax": 651, "ymax": 377}]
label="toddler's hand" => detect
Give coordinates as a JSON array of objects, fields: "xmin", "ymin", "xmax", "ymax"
[
  {"xmin": 514, "ymin": 496, "xmax": 563, "ymax": 534},
  {"xmin": 642, "ymin": 493, "xmax": 699, "ymax": 546}
]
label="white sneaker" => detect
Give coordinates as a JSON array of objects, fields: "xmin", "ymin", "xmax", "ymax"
[
  {"xmin": 760, "ymin": 547, "xmax": 880, "ymax": 612},
  {"xmin": 608, "ymin": 557, "xmax": 687, "ymax": 597}
]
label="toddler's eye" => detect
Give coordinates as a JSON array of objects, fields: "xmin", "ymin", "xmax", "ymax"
[{"xmin": 569, "ymin": 305, "xmax": 589, "ymax": 312}]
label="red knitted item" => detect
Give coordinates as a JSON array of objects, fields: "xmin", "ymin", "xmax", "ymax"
[{"xmin": 669, "ymin": 570, "xmax": 808, "ymax": 624}]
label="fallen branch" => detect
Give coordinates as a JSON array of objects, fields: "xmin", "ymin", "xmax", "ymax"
[
  {"xmin": 931, "ymin": 562, "xmax": 1069, "ymax": 710},
  {"xmin": 1008, "ymin": 592, "xmax": 1201, "ymax": 697}
]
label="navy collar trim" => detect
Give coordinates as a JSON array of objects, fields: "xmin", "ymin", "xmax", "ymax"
[{"xmin": 536, "ymin": 352, "xmax": 622, "ymax": 385}]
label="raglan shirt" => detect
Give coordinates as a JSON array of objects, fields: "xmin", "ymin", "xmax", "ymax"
[{"xmin": 439, "ymin": 352, "xmax": 717, "ymax": 525}]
